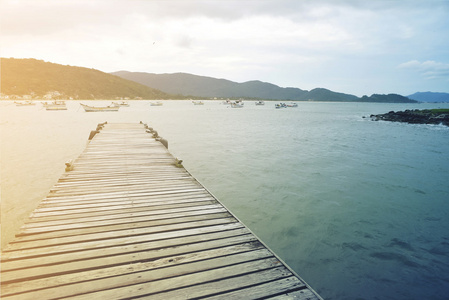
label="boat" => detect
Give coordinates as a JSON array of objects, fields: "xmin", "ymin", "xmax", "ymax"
[
  {"xmin": 192, "ymin": 101, "xmax": 204, "ymax": 105},
  {"xmin": 14, "ymin": 100, "xmax": 35, "ymax": 106},
  {"xmin": 255, "ymin": 100, "xmax": 265, "ymax": 105},
  {"xmin": 275, "ymin": 103, "xmax": 287, "ymax": 109},
  {"xmin": 287, "ymin": 102, "xmax": 298, "ymax": 107},
  {"xmin": 80, "ymin": 103, "xmax": 119, "ymax": 112},
  {"xmin": 150, "ymin": 101, "xmax": 163, "ymax": 106},
  {"xmin": 230, "ymin": 102, "xmax": 244, "ymax": 108},
  {"xmin": 43, "ymin": 100, "xmax": 67, "ymax": 110},
  {"xmin": 112, "ymin": 101, "xmax": 130, "ymax": 107}
]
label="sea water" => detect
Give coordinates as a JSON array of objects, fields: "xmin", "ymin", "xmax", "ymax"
[{"xmin": 1, "ymin": 100, "xmax": 449, "ymax": 299}]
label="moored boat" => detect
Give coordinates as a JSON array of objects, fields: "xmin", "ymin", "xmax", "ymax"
[
  {"xmin": 150, "ymin": 101, "xmax": 163, "ymax": 106},
  {"xmin": 80, "ymin": 103, "xmax": 119, "ymax": 112},
  {"xmin": 255, "ymin": 100, "xmax": 265, "ymax": 105},
  {"xmin": 192, "ymin": 101, "xmax": 204, "ymax": 105},
  {"xmin": 275, "ymin": 103, "xmax": 287, "ymax": 109},
  {"xmin": 15, "ymin": 100, "xmax": 36, "ymax": 106},
  {"xmin": 43, "ymin": 100, "xmax": 67, "ymax": 110},
  {"xmin": 287, "ymin": 102, "xmax": 298, "ymax": 107},
  {"xmin": 112, "ymin": 101, "xmax": 130, "ymax": 107},
  {"xmin": 231, "ymin": 102, "xmax": 244, "ymax": 108}
]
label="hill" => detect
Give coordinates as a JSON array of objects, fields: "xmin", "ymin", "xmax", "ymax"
[
  {"xmin": 408, "ymin": 92, "xmax": 449, "ymax": 103},
  {"xmin": 111, "ymin": 71, "xmax": 360, "ymax": 101},
  {"xmin": 0, "ymin": 58, "xmax": 169, "ymax": 100},
  {"xmin": 359, "ymin": 94, "xmax": 417, "ymax": 103}
]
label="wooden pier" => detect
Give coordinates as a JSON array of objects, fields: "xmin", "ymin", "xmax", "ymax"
[{"xmin": 1, "ymin": 122, "xmax": 322, "ymax": 299}]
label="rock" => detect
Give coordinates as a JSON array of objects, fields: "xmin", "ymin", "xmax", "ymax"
[{"xmin": 370, "ymin": 109, "xmax": 449, "ymax": 127}]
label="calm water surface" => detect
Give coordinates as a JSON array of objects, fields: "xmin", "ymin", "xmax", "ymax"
[{"xmin": 1, "ymin": 100, "xmax": 449, "ymax": 300}]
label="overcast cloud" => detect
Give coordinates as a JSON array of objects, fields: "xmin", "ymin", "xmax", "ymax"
[{"xmin": 1, "ymin": 0, "xmax": 448, "ymax": 96}]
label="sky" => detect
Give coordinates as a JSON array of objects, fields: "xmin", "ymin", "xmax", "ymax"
[{"xmin": 1, "ymin": 0, "xmax": 448, "ymax": 96}]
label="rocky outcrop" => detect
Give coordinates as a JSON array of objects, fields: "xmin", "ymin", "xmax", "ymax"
[{"xmin": 370, "ymin": 109, "xmax": 449, "ymax": 127}]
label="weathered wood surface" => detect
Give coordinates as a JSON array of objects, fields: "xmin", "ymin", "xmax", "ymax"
[{"xmin": 1, "ymin": 123, "xmax": 322, "ymax": 299}]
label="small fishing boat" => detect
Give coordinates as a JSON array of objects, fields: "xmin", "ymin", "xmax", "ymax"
[
  {"xmin": 15, "ymin": 100, "xmax": 36, "ymax": 106},
  {"xmin": 255, "ymin": 100, "xmax": 265, "ymax": 105},
  {"xmin": 150, "ymin": 101, "xmax": 163, "ymax": 106},
  {"xmin": 43, "ymin": 100, "xmax": 67, "ymax": 110},
  {"xmin": 80, "ymin": 103, "xmax": 119, "ymax": 112},
  {"xmin": 275, "ymin": 103, "xmax": 287, "ymax": 109},
  {"xmin": 192, "ymin": 101, "xmax": 204, "ymax": 105},
  {"xmin": 112, "ymin": 101, "xmax": 130, "ymax": 107},
  {"xmin": 287, "ymin": 102, "xmax": 298, "ymax": 107},
  {"xmin": 231, "ymin": 102, "xmax": 244, "ymax": 108}
]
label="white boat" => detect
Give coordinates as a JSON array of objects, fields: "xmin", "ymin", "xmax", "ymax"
[
  {"xmin": 231, "ymin": 102, "xmax": 244, "ymax": 108},
  {"xmin": 15, "ymin": 100, "xmax": 35, "ymax": 106},
  {"xmin": 275, "ymin": 103, "xmax": 287, "ymax": 109},
  {"xmin": 287, "ymin": 102, "xmax": 298, "ymax": 107},
  {"xmin": 255, "ymin": 101, "xmax": 265, "ymax": 105},
  {"xmin": 150, "ymin": 101, "xmax": 163, "ymax": 106},
  {"xmin": 112, "ymin": 101, "xmax": 130, "ymax": 107},
  {"xmin": 192, "ymin": 101, "xmax": 204, "ymax": 105},
  {"xmin": 80, "ymin": 103, "xmax": 119, "ymax": 112},
  {"xmin": 43, "ymin": 100, "xmax": 67, "ymax": 110}
]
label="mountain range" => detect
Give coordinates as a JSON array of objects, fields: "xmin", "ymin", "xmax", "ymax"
[
  {"xmin": 407, "ymin": 92, "xmax": 449, "ymax": 103},
  {"xmin": 2, "ymin": 57, "xmax": 443, "ymax": 102},
  {"xmin": 111, "ymin": 71, "xmax": 418, "ymax": 103},
  {"xmin": 111, "ymin": 71, "xmax": 362, "ymax": 102}
]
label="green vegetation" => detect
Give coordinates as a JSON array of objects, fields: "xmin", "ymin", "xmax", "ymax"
[
  {"xmin": 1, "ymin": 58, "xmax": 170, "ymax": 100},
  {"xmin": 429, "ymin": 108, "xmax": 449, "ymax": 114}
]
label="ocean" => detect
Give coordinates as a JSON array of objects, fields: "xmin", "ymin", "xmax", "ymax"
[{"xmin": 1, "ymin": 100, "xmax": 449, "ymax": 299}]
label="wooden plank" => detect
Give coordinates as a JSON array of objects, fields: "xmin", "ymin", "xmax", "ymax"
[
  {"xmin": 38, "ymin": 191, "xmax": 211, "ymax": 208},
  {"xmin": 32, "ymin": 197, "xmax": 216, "ymax": 216},
  {"xmin": 13, "ymin": 211, "xmax": 232, "ymax": 242},
  {"xmin": 144, "ymin": 275, "xmax": 305, "ymax": 300},
  {"xmin": 265, "ymin": 288, "xmax": 321, "ymax": 300},
  {"xmin": 2, "ymin": 242, "xmax": 268, "ymax": 298},
  {"xmin": 6, "ymin": 217, "xmax": 238, "ymax": 251},
  {"xmin": 47, "ymin": 182, "xmax": 201, "ymax": 196},
  {"xmin": 1, "ymin": 223, "xmax": 245, "ymax": 260},
  {"xmin": 45, "ymin": 186, "xmax": 204, "ymax": 199},
  {"xmin": 21, "ymin": 204, "xmax": 225, "ymax": 231},
  {"xmin": 201, "ymin": 277, "xmax": 310, "ymax": 300},
  {"xmin": 3, "ymin": 230, "xmax": 254, "ymax": 274},
  {"xmin": 58, "ymin": 169, "xmax": 189, "ymax": 178},
  {"xmin": 64, "ymin": 260, "xmax": 289, "ymax": 299},
  {"xmin": 29, "ymin": 197, "xmax": 217, "ymax": 226},
  {"xmin": 53, "ymin": 176, "xmax": 192, "ymax": 188},
  {"xmin": 52, "ymin": 175, "xmax": 194, "ymax": 187},
  {"xmin": 40, "ymin": 188, "xmax": 206, "ymax": 204}
]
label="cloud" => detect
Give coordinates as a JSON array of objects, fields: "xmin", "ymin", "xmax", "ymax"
[
  {"xmin": 399, "ymin": 60, "xmax": 449, "ymax": 80},
  {"xmin": 1, "ymin": 0, "xmax": 448, "ymax": 95}
]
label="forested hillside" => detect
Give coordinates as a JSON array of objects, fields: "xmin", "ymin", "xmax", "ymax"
[
  {"xmin": 112, "ymin": 71, "xmax": 360, "ymax": 101},
  {"xmin": 1, "ymin": 58, "xmax": 169, "ymax": 99}
]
